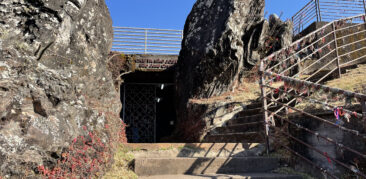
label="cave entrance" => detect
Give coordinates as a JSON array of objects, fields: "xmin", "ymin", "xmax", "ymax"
[{"xmin": 121, "ymin": 70, "xmax": 176, "ymax": 143}]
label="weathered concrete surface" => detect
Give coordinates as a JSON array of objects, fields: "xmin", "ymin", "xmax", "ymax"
[
  {"xmin": 135, "ymin": 157, "xmax": 281, "ymax": 176},
  {"xmin": 0, "ymin": 0, "xmax": 124, "ymax": 177},
  {"xmin": 125, "ymin": 143, "xmax": 264, "ymax": 158},
  {"xmin": 289, "ymin": 111, "xmax": 366, "ymax": 178}
]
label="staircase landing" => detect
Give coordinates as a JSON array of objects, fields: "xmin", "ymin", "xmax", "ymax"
[{"xmin": 125, "ymin": 143, "xmax": 300, "ymax": 178}]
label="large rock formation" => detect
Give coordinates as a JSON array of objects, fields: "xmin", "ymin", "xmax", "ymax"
[
  {"xmin": 175, "ymin": 0, "xmax": 293, "ymax": 141},
  {"xmin": 0, "ymin": 0, "xmax": 124, "ymax": 177}
]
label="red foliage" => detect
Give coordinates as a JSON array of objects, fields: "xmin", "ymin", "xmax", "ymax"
[
  {"xmin": 37, "ymin": 131, "xmax": 109, "ymax": 178},
  {"xmin": 37, "ymin": 119, "xmax": 128, "ymax": 178}
]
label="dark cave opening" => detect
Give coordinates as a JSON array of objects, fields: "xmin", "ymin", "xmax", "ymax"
[{"xmin": 120, "ymin": 69, "xmax": 177, "ymax": 143}]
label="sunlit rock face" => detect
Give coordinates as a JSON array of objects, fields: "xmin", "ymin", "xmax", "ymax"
[
  {"xmin": 177, "ymin": 0, "xmax": 265, "ymax": 100},
  {"xmin": 175, "ymin": 0, "xmax": 292, "ymax": 141},
  {"xmin": 0, "ymin": 0, "xmax": 124, "ymax": 177}
]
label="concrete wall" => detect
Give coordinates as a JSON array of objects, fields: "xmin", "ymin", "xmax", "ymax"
[{"xmin": 289, "ymin": 111, "xmax": 366, "ymax": 178}]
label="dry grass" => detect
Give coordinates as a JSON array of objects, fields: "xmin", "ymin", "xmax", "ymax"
[
  {"xmin": 189, "ymin": 81, "xmax": 261, "ymax": 105},
  {"xmin": 326, "ymin": 64, "xmax": 366, "ymax": 93},
  {"xmin": 103, "ymin": 145, "xmax": 137, "ymax": 179},
  {"xmin": 295, "ymin": 64, "xmax": 366, "ymax": 110},
  {"xmin": 189, "ymin": 66, "xmax": 264, "ymax": 105}
]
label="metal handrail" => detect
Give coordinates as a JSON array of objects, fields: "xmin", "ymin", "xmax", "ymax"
[
  {"xmin": 259, "ymin": 14, "xmax": 366, "ymax": 177},
  {"xmin": 292, "ymin": 0, "xmax": 366, "ymax": 35},
  {"xmin": 113, "ymin": 26, "xmax": 183, "ymax": 32},
  {"xmin": 112, "ymin": 27, "xmax": 183, "ymax": 55}
]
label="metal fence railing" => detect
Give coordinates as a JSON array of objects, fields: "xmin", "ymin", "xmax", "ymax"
[
  {"xmin": 112, "ymin": 27, "xmax": 183, "ymax": 55},
  {"xmin": 260, "ymin": 14, "xmax": 366, "ymax": 178},
  {"xmin": 292, "ymin": 0, "xmax": 366, "ymax": 35}
]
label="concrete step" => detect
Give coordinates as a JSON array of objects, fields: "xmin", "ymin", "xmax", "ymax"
[
  {"xmin": 227, "ymin": 114, "xmax": 264, "ymax": 125},
  {"xmin": 135, "ymin": 157, "xmax": 282, "ymax": 176},
  {"xmin": 237, "ymin": 106, "xmax": 279, "ymax": 117},
  {"xmin": 214, "ymin": 122, "xmax": 264, "ymax": 134},
  {"xmin": 245, "ymin": 102, "xmax": 263, "ymax": 109},
  {"xmin": 204, "ymin": 132, "xmax": 264, "ymax": 143},
  {"xmin": 237, "ymin": 107, "xmax": 262, "ymax": 117},
  {"xmin": 139, "ymin": 173, "xmax": 302, "ymax": 179},
  {"xmin": 125, "ymin": 143, "xmax": 264, "ymax": 158}
]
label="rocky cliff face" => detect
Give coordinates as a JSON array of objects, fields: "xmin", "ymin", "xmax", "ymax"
[
  {"xmin": 0, "ymin": 0, "xmax": 124, "ymax": 177},
  {"xmin": 175, "ymin": 0, "xmax": 292, "ymax": 141}
]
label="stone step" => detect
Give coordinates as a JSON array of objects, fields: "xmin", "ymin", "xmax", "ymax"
[
  {"xmin": 246, "ymin": 102, "xmax": 263, "ymax": 109},
  {"xmin": 214, "ymin": 122, "xmax": 264, "ymax": 134},
  {"xmin": 135, "ymin": 157, "xmax": 282, "ymax": 176},
  {"xmin": 237, "ymin": 107, "xmax": 263, "ymax": 117},
  {"xmin": 237, "ymin": 106, "xmax": 279, "ymax": 117},
  {"xmin": 125, "ymin": 143, "xmax": 264, "ymax": 158},
  {"xmin": 228, "ymin": 114, "xmax": 264, "ymax": 125},
  {"xmin": 204, "ymin": 132, "xmax": 264, "ymax": 143},
  {"xmin": 139, "ymin": 173, "xmax": 302, "ymax": 179}
]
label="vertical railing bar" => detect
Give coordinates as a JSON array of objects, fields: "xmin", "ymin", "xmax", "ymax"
[
  {"xmin": 315, "ymin": 0, "xmax": 320, "ymax": 22},
  {"xmin": 362, "ymin": 0, "xmax": 366, "ymax": 15},
  {"xmin": 317, "ymin": 0, "xmax": 322, "ymax": 21},
  {"xmin": 332, "ymin": 21, "xmax": 342, "ymax": 78},
  {"xmin": 292, "ymin": 16, "xmax": 295, "ymax": 35},
  {"xmin": 260, "ymin": 61, "xmax": 270, "ymax": 156},
  {"xmin": 144, "ymin": 29, "xmax": 148, "ymax": 54},
  {"xmin": 300, "ymin": 14, "xmax": 303, "ymax": 33}
]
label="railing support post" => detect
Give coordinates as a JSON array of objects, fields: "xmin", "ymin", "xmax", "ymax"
[
  {"xmin": 363, "ymin": 0, "xmax": 366, "ymax": 16},
  {"xmin": 314, "ymin": 0, "xmax": 319, "ymax": 22},
  {"xmin": 316, "ymin": 0, "xmax": 322, "ymax": 22},
  {"xmin": 144, "ymin": 29, "xmax": 147, "ymax": 54},
  {"xmin": 292, "ymin": 17, "xmax": 296, "ymax": 35},
  {"xmin": 260, "ymin": 61, "xmax": 270, "ymax": 156},
  {"xmin": 332, "ymin": 22, "xmax": 342, "ymax": 78}
]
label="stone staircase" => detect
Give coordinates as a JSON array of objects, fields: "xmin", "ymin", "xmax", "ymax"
[
  {"xmin": 126, "ymin": 143, "xmax": 301, "ymax": 179},
  {"xmin": 204, "ymin": 102, "xmax": 266, "ymax": 143}
]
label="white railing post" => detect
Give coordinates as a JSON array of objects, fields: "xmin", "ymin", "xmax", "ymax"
[{"xmin": 144, "ymin": 29, "xmax": 148, "ymax": 54}]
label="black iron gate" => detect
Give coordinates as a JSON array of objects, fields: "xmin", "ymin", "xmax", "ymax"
[{"xmin": 123, "ymin": 84, "xmax": 156, "ymax": 143}]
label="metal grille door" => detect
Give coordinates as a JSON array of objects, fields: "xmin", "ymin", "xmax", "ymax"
[{"xmin": 123, "ymin": 84, "xmax": 156, "ymax": 143}]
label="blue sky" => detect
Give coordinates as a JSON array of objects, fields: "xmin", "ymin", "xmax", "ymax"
[{"xmin": 105, "ymin": 0, "xmax": 310, "ymax": 29}]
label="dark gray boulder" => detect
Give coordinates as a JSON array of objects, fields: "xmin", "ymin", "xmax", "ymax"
[
  {"xmin": 0, "ymin": 0, "xmax": 124, "ymax": 177},
  {"xmin": 175, "ymin": 0, "xmax": 292, "ymax": 141},
  {"xmin": 247, "ymin": 14, "xmax": 293, "ymax": 66},
  {"xmin": 177, "ymin": 0, "xmax": 265, "ymax": 100}
]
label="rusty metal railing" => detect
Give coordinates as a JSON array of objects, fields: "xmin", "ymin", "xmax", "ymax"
[
  {"xmin": 260, "ymin": 14, "xmax": 366, "ymax": 177},
  {"xmin": 293, "ymin": 0, "xmax": 366, "ymax": 35}
]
